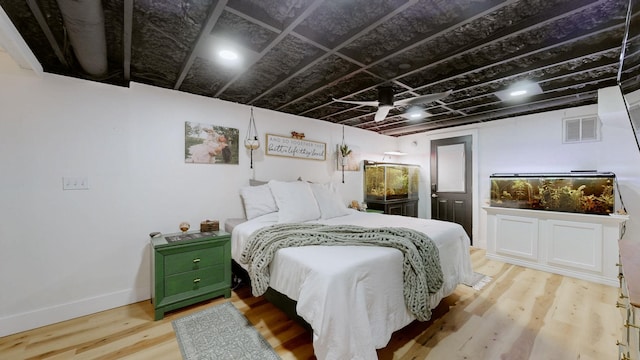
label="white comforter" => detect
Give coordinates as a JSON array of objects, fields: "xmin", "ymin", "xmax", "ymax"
[{"xmin": 231, "ymin": 210, "xmax": 473, "ymax": 360}]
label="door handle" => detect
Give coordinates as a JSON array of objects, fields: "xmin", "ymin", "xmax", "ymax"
[{"xmin": 431, "ymin": 193, "xmax": 438, "ymax": 198}]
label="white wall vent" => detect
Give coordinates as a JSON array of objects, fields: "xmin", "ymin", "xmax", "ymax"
[{"xmin": 563, "ymin": 116, "xmax": 600, "ymax": 143}]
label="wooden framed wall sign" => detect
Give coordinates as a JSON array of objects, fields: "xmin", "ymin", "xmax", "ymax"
[{"xmin": 265, "ymin": 133, "xmax": 326, "ymax": 161}]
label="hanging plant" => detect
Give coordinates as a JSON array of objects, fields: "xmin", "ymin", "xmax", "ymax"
[{"xmin": 340, "ymin": 144, "xmax": 352, "ymax": 157}]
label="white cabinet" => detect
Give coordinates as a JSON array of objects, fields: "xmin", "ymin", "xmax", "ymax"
[{"xmin": 485, "ymin": 206, "xmax": 627, "ymax": 286}]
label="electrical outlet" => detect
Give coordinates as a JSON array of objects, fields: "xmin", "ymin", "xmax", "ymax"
[{"xmin": 62, "ymin": 177, "xmax": 89, "ymax": 190}]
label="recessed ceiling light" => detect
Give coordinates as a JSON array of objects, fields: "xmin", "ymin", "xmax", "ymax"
[
  {"xmin": 510, "ymin": 90, "xmax": 528, "ymax": 97},
  {"xmin": 496, "ymin": 80, "xmax": 542, "ymax": 101},
  {"xmin": 401, "ymin": 106, "xmax": 432, "ymax": 120},
  {"xmin": 218, "ymin": 49, "xmax": 239, "ymax": 60}
]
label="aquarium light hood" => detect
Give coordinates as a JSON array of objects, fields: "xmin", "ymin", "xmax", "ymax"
[
  {"xmin": 383, "ymin": 151, "xmax": 407, "ymax": 156},
  {"xmin": 365, "ymin": 160, "xmax": 419, "ymax": 167},
  {"xmin": 491, "ymin": 171, "xmax": 615, "ymax": 178}
]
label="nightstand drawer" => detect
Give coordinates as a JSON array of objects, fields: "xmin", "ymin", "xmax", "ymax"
[
  {"xmin": 164, "ymin": 246, "xmax": 224, "ymax": 275},
  {"xmin": 164, "ymin": 265, "xmax": 225, "ymax": 297}
]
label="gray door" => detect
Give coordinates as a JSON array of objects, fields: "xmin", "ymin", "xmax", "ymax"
[{"xmin": 430, "ymin": 135, "xmax": 473, "ymax": 243}]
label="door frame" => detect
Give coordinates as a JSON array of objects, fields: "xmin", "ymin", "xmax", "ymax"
[{"xmin": 426, "ymin": 129, "xmax": 479, "ymax": 244}]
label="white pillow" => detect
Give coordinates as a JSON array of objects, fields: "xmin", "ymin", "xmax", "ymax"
[
  {"xmin": 240, "ymin": 184, "xmax": 278, "ymax": 219},
  {"xmin": 310, "ymin": 183, "xmax": 350, "ymax": 219},
  {"xmin": 268, "ymin": 180, "xmax": 321, "ymax": 223}
]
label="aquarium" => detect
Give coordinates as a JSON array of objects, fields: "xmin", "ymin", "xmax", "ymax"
[
  {"xmin": 364, "ymin": 161, "xmax": 420, "ymax": 201},
  {"xmin": 490, "ymin": 172, "xmax": 615, "ymax": 215}
]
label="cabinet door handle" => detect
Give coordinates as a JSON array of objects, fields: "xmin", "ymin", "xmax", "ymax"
[
  {"xmin": 625, "ymin": 320, "xmax": 639, "ymax": 329},
  {"xmin": 193, "ymin": 278, "xmax": 201, "ymax": 284},
  {"xmin": 193, "ymin": 258, "xmax": 201, "ymax": 263},
  {"xmin": 617, "ymin": 301, "xmax": 627, "ymax": 308}
]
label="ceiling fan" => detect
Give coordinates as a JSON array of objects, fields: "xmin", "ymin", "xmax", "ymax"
[{"xmin": 333, "ymin": 86, "xmax": 452, "ymax": 122}]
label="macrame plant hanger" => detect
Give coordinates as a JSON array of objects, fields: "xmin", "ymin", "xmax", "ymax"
[
  {"xmin": 341, "ymin": 126, "xmax": 345, "ymax": 183},
  {"xmin": 244, "ymin": 107, "xmax": 260, "ymax": 169}
]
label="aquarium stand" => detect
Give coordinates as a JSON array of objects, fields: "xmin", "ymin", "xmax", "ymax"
[
  {"xmin": 484, "ymin": 206, "xmax": 628, "ymax": 286},
  {"xmin": 366, "ymin": 199, "xmax": 418, "ymax": 217}
]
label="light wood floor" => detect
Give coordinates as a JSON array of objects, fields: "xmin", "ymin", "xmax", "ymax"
[{"xmin": 0, "ymin": 248, "xmax": 623, "ymax": 360}]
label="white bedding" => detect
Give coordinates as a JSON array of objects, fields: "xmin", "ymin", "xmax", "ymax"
[{"xmin": 231, "ymin": 209, "xmax": 473, "ymax": 360}]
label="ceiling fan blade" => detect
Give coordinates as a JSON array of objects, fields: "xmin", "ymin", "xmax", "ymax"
[
  {"xmin": 374, "ymin": 105, "xmax": 393, "ymax": 122},
  {"xmin": 332, "ymin": 98, "xmax": 380, "ymax": 107},
  {"xmin": 394, "ymin": 90, "xmax": 453, "ymax": 106}
]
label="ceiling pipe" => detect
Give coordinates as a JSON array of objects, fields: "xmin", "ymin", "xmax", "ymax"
[{"xmin": 56, "ymin": 0, "xmax": 107, "ymax": 77}]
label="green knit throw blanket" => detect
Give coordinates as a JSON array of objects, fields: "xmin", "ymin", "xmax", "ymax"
[{"xmin": 239, "ymin": 223, "xmax": 443, "ymax": 321}]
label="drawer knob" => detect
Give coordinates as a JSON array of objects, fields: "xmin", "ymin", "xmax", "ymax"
[
  {"xmin": 193, "ymin": 278, "xmax": 201, "ymax": 284},
  {"xmin": 193, "ymin": 258, "xmax": 201, "ymax": 263}
]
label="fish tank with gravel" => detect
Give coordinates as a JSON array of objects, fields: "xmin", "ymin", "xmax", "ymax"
[
  {"xmin": 490, "ymin": 172, "xmax": 615, "ymax": 215},
  {"xmin": 364, "ymin": 161, "xmax": 420, "ymax": 201}
]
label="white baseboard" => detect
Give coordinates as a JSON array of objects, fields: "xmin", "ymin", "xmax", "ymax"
[
  {"xmin": 0, "ymin": 287, "xmax": 149, "ymax": 337},
  {"xmin": 486, "ymin": 253, "xmax": 618, "ymax": 287}
]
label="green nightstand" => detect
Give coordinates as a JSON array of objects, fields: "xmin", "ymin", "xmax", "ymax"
[
  {"xmin": 366, "ymin": 209, "xmax": 385, "ymax": 214},
  {"xmin": 151, "ymin": 231, "xmax": 231, "ymax": 320}
]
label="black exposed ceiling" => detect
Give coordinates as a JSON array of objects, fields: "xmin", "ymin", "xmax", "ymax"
[{"xmin": 1, "ymin": 0, "xmax": 639, "ymax": 136}]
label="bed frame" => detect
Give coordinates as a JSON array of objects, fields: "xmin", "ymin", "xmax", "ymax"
[{"xmin": 232, "ymin": 260, "xmax": 312, "ymax": 332}]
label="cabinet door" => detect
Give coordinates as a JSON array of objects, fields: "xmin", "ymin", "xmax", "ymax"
[
  {"xmin": 495, "ymin": 214, "xmax": 538, "ymax": 261},
  {"xmin": 403, "ymin": 201, "xmax": 418, "ymax": 217},
  {"xmin": 387, "ymin": 203, "xmax": 403, "ymax": 215},
  {"xmin": 545, "ymin": 219, "xmax": 602, "ymax": 272}
]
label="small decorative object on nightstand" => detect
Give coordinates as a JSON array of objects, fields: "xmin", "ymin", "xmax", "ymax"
[
  {"xmin": 200, "ymin": 219, "xmax": 219, "ymax": 232},
  {"xmin": 150, "ymin": 230, "xmax": 231, "ymax": 320}
]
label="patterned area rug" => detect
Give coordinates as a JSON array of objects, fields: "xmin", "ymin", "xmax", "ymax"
[
  {"xmin": 172, "ymin": 302, "xmax": 281, "ymax": 360},
  {"xmin": 463, "ymin": 271, "xmax": 493, "ymax": 291}
]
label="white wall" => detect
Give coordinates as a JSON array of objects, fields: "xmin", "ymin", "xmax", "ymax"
[
  {"xmin": 400, "ymin": 92, "xmax": 640, "ymax": 250},
  {"xmin": 0, "ymin": 71, "xmax": 396, "ymax": 336}
]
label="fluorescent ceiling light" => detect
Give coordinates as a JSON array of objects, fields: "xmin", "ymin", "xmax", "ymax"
[{"xmin": 496, "ymin": 80, "xmax": 542, "ymax": 101}]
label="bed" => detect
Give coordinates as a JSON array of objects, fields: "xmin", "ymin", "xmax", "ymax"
[{"xmin": 229, "ymin": 180, "xmax": 474, "ymax": 360}]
